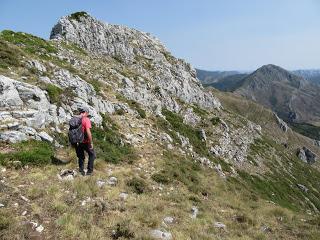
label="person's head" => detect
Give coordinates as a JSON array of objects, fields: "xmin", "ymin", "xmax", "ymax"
[{"xmin": 79, "ymin": 106, "xmax": 90, "ymax": 117}]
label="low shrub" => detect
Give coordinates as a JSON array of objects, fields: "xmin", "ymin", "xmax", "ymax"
[
  {"xmin": 45, "ymin": 84, "xmax": 63, "ymax": 104},
  {"xmin": 112, "ymin": 220, "xmax": 135, "ymax": 239},
  {"xmin": 127, "ymin": 177, "xmax": 148, "ymax": 194},
  {"xmin": 0, "ymin": 140, "xmax": 54, "ymax": 166},
  {"xmin": 92, "ymin": 114, "xmax": 137, "ymax": 164}
]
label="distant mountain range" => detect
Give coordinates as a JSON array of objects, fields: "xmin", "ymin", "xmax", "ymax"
[
  {"xmin": 197, "ymin": 68, "xmax": 320, "ymax": 88},
  {"xmin": 197, "ymin": 65, "xmax": 320, "ymax": 134}
]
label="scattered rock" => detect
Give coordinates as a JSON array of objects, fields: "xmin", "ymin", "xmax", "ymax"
[
  {"xmin": 58, "ymin": 169, "xmax": 77, "ymax": 181},
  {"xmin": 0, "ymin": 203, "xmax": 4, "ymax": 208},
  {"xmin": 36, "ymin": 225, "xmax": 44, "ymax": 233},
  {"xmin": 21, "ymin": 195, "xmax": 30, "ymax": 202},
  {"xmin": 107, "ymin": 176, "xmax": 118, "ymax": 186},
  {"xmin": 297, "ymin": 147, "xmax": 317, "ymax": 164},
  {"xmin": 150, "ymin": 229, "xmax": 172, "ymax": 240},
  {"xmin": 191, "ymin": 206, "xmax": 199, "ymax": 219},
  {"xmin": 261, "ymin": 225, "xmax": 272, "ymax": 233},
  {"xmin": 199, "ymin": 129, "xmax": 207, "ymax": 141},
  {"xmin": 163, "ymin": 216, "xmax": 174, "ymax": 225},
  {"xmin": 214, "ymin": 222, "xmax": 226, "ymax": 229},
  {"xmin": 119, "ymin": 192, "xmax": 128, "ymax": 201},
  {"xmin": 297, "ymin": 184, "xmax": 309, "ymax": 193},
  {"xmin": 96, "ymin": 180, "xmax": 106, "ymax": 188},
  {"xmin": 214, "ymin": 164, "xmax": 226, "ymax": 179},
  {"xmin": 274, "ymin": 113, "xmax": 288, "ymax": 132},
  {"xmin": 38, "ymin": 131, "xmax": 54, "ymax": 143}
]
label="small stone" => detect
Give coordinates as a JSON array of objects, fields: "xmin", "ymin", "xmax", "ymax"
[
  {"xmin": 150, "ymin": 229, "xmax": 172, "ymax": 240},
  {"xmin": 119, "ymin": 192, "xmax": 128, "ymax": 201},
  {"xmin": 297, "ymin": 184, "xmax": 309, "ymax": 192},
  {"xmin": 261, "ymin": 225, "xmax": 272, "ymax": 233},
  {"xmin": 0, "ymin": 203, "xmax": 4, "ymax": 208},
  {"xmin": 107, "ymin": 176, "xmax": 118, "ymax": 186},
  {"xmin": 38, "ymin": 131, "xmax": 54, "ymax": 143},
  {"xmin": 163, "ymin": 216, "xmax": 174, "ymax": 224},
  {"xmin": 21, "ymin": 195, "xmax": 30, "ymax": 202},
  {"xmin": 36, "ymin": 224, "xmax": 44, "ymax": 233},
  {"xmin": 191, "ymin": 206, "xmax": 198, "ymax": 219},
  {"xmin": 1, "ymin": 168, "xmax": 6, "ymax": 172},
  {"xmin": 22, "ymin": 210, "xmax": 27, "ymax": 216},
  {"xmin": 96, "ymin": 180, "xmax": 106, "ymax": 188},
  {"xmin": 58, "ymin": 169, "xmax": 76, "ymax": 181},
  {"xmin": 214, "ymin": 222, "xmax": 226, "ymax": 229}
]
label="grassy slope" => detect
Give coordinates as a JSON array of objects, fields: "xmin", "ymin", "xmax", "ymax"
[{"xmin": 0, "ymin": 31, "xmax": 320, "ymax": 239}]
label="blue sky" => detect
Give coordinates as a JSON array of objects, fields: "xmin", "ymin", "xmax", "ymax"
[{"xmin": 1, "ymin": 0, "xmax": 320, "ymax": 71}]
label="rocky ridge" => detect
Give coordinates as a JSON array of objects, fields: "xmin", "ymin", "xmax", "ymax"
[{"xmin": 0, "ymin": 12, "xmax": 320, "ymax": 240}]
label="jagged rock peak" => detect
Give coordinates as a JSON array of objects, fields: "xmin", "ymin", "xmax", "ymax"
[
  {"xmin": 50, "ymin": 12, "xmax": 221, "ymax": 110},
  {"xmin": 50, "ymin": 11, "xmax": 169, "ymax": 64}
]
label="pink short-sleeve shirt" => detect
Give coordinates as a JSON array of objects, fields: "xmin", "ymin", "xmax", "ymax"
[{"xmin": 81, "ymin": 117, "xmax": 92, "ymax": 143}]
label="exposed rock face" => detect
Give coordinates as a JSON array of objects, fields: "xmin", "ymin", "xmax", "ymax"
[
  {"xmin": 274, "ymin": 113, "xmax": 288, "ymax": 132},
  {"xmin": 50, "ymin": 13, "xmax": 221, "ymax": 111},
  {"xmin": 297, "ymin": 147, "xmax": 317, "ymax": 164},
  {"xmin": 0, "ymin": 75, "xmax": 58, "ymax": 142}
]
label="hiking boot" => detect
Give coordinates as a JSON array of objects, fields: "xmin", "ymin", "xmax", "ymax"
[
  {"xmin": 79, "ymin": 170, "xmax": 85, "ymax": 176},
  {"xmin": 86, "ymin": 171, "xmax": 93, "ymax": 176}
]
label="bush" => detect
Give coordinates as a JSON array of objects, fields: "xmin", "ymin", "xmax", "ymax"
[
  {"xmin": 45, "ymin": 84, "xmax": 63, "ymax": 104},
  {"xmin": 112, "ymin": 220, "xmax": 135, "ymax": 239},
  {"xmin": 0, "ymin": 140, "xmax": 54, "ymax": 166},
  {"xmin": 127, "ymin": 177, "xmax": 148, "ymax": 194},
  {"xmin": 92, "ymin": 114, "xmax": 137, "ymax": 164},
  {"xmin": 210, "ymin": 117, "xmax": 220, "ymax": 125},
  {"xmin": 69, "ymin": 12, "xmax": 89, "ymax": 21}
]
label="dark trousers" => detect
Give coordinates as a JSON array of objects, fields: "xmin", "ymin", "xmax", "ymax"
[{"xmin": 75, "ymin": 143, "xmax": 96, "ymax": 173}]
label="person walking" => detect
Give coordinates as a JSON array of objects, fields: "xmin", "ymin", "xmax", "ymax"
[{"xmin": 69, "ymin": 106, "xmax": 96, "ymax": 176}]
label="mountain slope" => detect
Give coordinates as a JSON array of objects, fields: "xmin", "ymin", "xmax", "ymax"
[
  {"xmin": 234, "ymin": 64, "xmax": 320, "ymax": 125},
  {"xmin": 0, "ymin": 12, "xmax": 320, "ymax": 240}
]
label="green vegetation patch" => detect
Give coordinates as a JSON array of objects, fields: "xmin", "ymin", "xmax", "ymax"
[
  {"xmin": 239, "ymin": 136, "xmax": 320, "ymax": 212},
  {"xmin": 160, "ymin": 108, "xmax": 207, "ymax": 156},
  {"xmin": 0, "ymin": 140, "xmax": 54, "ymax": 166},
  {"xmin": 0, "ymin": 40, "xmax": 23, "ymax": 69},
  {"xmin": 92, "ymin": 114, "xmax": 137, "ymax": 164},
  {"xmin": 69, "ymin": 12, "xmax": 89, "ymax": 21},
  {"xmin": 126, "ymin": 177, "xmax": 148, "ymax": 194},
  {"xmin": 289, "ymin": 122, "xmax": 320, "ymax": 141},
  {"xmin": 45, "ymin": 84, "xmax": 63, "ymax": 104},
  {"xmin": 0, "ymin": 30, "xmax": 57, "ymax": 55},
  {"xmin": 116, "ymin": 95, "xmax": 146, "ymax": 119},
  {"xmin": 152, "ymin": 151, "xmax": 204, "ymax": 193}
]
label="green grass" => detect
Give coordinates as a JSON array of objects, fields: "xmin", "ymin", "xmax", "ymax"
[
  {"xmin": 239, "ymin": 136, "xmax": 320, "ymax": 212},
  {"xmin": 116, "ymin": 95, "xmax": 146, "ymax": 119},
  {"xmin": 92, "ymin": 114, "xmax": 137, "ymax": 164},
  {"xmin": 0, "ymin": 40, "xmax": 23, "ymax": 69},
  {"xmin": 289, "ymin": 122, "xmax": 320, "ymax": 140},
  {"xmin": 45, "ymin": 84, "xmax": 63, "ymax": 104},
  {"xmin": 0, "ymin": 30, "xmax": 57, "ymax": 55},
  {"xmin": 0, "ymin": 140, "xmax": 54, "ymax": 166},
  {"xmin": 88, "ymin": 79, "xmax": 103, "ymax": 94},
  {"xmin": 151, "ymin": 151, "xmax": 204, "ymax": 193},
  {"xmin": 160, "ymin": 108, "xmax": 208, "ymax": 156}
]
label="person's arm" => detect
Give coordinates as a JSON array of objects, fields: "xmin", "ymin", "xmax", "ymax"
[{"xmin": 86, "ymin": 127, "xmax": 93, "ymax": 149}]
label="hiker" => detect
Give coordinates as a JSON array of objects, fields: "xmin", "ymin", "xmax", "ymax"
[{"xmin": 68, "ymin": 106, "xmax": 96, "ymax": 176}]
